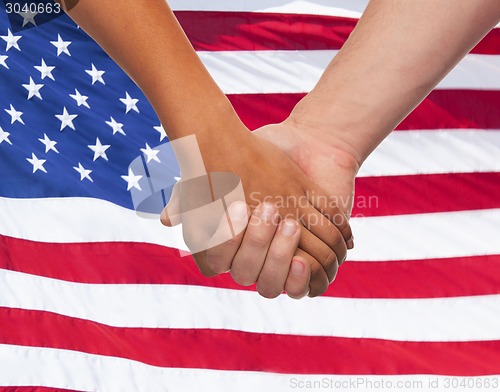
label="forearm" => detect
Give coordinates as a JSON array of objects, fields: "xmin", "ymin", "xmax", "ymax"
[
  {"xmin": 60, "ymin": 0, "xmax": 243, "ymax": 148},
  {"xmin": 290, "ymin": 0, "xmax": 500, "ymax": 166}
]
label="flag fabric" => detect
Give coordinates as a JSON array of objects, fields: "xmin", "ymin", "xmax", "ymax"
[{"xmin": 1, "ymin": 0, "xmax": 500, "ymax": 390}]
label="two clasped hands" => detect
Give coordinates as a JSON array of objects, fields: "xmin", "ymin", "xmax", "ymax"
[
  {"xmin": 161, "ymin": 107, "xmax": 359, "ymax": 299},
  {"xmin": 63, "ymin": 0, "xmax": 500, "ymax": 298}
]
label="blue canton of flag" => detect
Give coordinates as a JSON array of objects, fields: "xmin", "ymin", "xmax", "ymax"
[{"xmin": 0, "ymin": 1, "xmax": 177, "ymax": 210}]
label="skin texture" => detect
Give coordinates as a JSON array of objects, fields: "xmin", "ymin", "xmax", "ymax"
[{"xmin": 60, "ymin": 0, "xmax": 352, "ymax": 299}]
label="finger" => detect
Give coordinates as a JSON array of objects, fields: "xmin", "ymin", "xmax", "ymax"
[
  {"xmin": 202, "ymin": 201, "xmax": 250, "ymax": 275},
  {"xmin": 295, "ymin": 248, "xmax": 331, "ymax": 297},
  {"xmin": 307, "ymin": 186, "xmax": 353, "ymax": 246},
  {"xmin": 254, "ymin": 218, "xmax": 301, "ymax": 298},
  {"xmin": 284, "ymin": 256, "xmax": 310, "ymax": 299},
  {"xmin": 230, "ymin": 202, "xmax": 280, "ymax": 286},
  {"xmin": 160, "ymin": 182, "xmax": 182, "ymax": 227},
  {"xmin": 309, "ymin": 258, "xmax": 335, "ymax": 297},
  {"xmin": 191, "ymin": 251, "xmax": 217, "ymax": 277},
  {"xmin": 301, "ymin": 205, "xmax": 348, "ymax": 267},
  {"xmin": 298, "ymin": 226, "xmax": 339, "ymax": 283}
]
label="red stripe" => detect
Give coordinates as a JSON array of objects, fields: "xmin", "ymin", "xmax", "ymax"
[
  {"xmin": 352, "ymin": 172, "xmax": 500, "ymax": 217},
  {"xmin": 178, "ymin": 12, "xmax": 355, "ymax": 51},
  {"xmin": 176, "ymin": 11, "xmax": 500, "ymax": 55},
  {"xmin": 2, "ymin": 235, "xmax": 500, "ymax": 299},
  {"xmin": 337, "ymin": 256, "xmax": 500, "ymax": 299},
  {"xmin": 398, "ymin": 90, "xmax": 500, "ymax": 131},
  {"xmin": 1, "ymin": 308, "xmax": 499, "ymax": 375},
  {"xmin": 230, "ymin": 90, "xmax": 500, "ymax": 130},
  {"xmin": 0, "ymin": 388, "xmax": 78, "ymax": 392}
]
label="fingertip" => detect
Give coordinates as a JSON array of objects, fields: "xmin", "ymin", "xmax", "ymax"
[
  {"xmin": 160, "ymin": 205, "xmax": 183, "ymax": 227},
  {"xmin": 285, "ymin": 256, "xmax": 310, "ymax": 299},
  {"xmin": 160, "ymin": 207, "xmax": 172, "ymax": 227},
  {"xmin": 227, "ymin": 200, "xmax": 250, "ymax": 236},
  {"xmin": 227, "ymin": 200, "xmax": 249, "ymax": 221},
  {"xmin": 279, "ymin": 218, "xmax": 299, "ymax": 237},
  {"xmin": 290, "ymin": 257, "xmax": 306, "ymax": 277},
  {"xmin": 347, "ymin": 236, "xmax": 354, "ymax": 250}
]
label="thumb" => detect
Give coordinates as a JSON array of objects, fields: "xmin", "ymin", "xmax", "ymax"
[{"xmin": 160, "ymin": 181, "xmax": 182, "ymax": 226}]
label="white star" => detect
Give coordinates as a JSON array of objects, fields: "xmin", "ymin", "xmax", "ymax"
[
  {"xmin": 141, "ymin": 143, "xmax": 161, "ymax": 163},
  {"xmin": 18, "ymin": 10, "xmax": 38, "ymax": 27},
  {"xmin": 55, "ymin": 107, "xmax": 77, "ymax": 131},
  {"xmin": 22, "ymin": 77, "xmax": 43, "ymax": 100},
  {"xmin": 0, "ymin": 126, "xmax": 12, "ymax": 145},
  {"xmin": 120, "ymin": 92, "xmax": 139, "ymax": 113},
  {"xmin": 38, "ymin": 133, "xmax": 59, "ymax": 153},
  {"xmin": 50, "ymin": 34, "xmax": 71, "ymax": 56},
  {"xmin": 69, "ymin": 89, "xmax": 90, "ymax": 108},
  {"xmin": 1, "ymin": 29, "xmax": 21, "ymax": 52},
  {"xmin": 105, "ymin": 117, "xmax": 125, "ymax": 135},
  {"xmin": 85, "ymin": 63, "xmax": 105, "ymax": 85},
  {"xmin": 73, "ymin": 162, "xmax": 93, "ymax": 182},
  {"xmin": 34, "ymin": 59, "xmax": 55, "ymax": 80},
  {"xmin": 5, "ymin": 104, "xmax": 24, "ymax": 125},
  {"xmin": 26, "ymin": 153, "xmax": 47, "ymax": 173},
  {"xmin": 88, "ymin": 138, "xmax": 110, "ymax": 161},
  {"xmin": 0, "ymin": 55, "xmax": 8, "ymax": 69},
  {"xmin": 154, "ymin": 124, "xmax": 167, "ymax": 141},
  {"xmin": 121, "ymin": 168, "xmax": 143, "ymax": 191}
]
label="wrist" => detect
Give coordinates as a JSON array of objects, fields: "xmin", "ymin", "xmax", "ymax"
[
  {"xmin": 287, "ymin": 95, "xmax": 366, "ymax": 171},
  {"xmin": 168, "ymin": 104, "xmax": 252, "ymax": 178},
  {"xmin": 280, "ymin": 114, "xmax": 361, "ymax": 179}
]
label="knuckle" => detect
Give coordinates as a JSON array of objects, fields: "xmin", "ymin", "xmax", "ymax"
[
  {"xmin": 230, "ymin": 269, "xmax": 256, "ymax": 286},
  {"xmin": 323, "ymin": 250, "xmax": 337, "ymax": 267},
  {"xmin": 219, "ymin": 233, "xmax": 243, "ymax": 248},
  {"xmin": 308, "ymin": 284, "xmax": 328, "ymax": 297},
  {"xmin": 308, "ymin": 268, "xmax": 329, "ymax": 297},
  {"xmin": 205, "ymin": 256, "xmax": 230, "ymax": 275},
  {"xmin": 246, "ymin": 232, "xmax": 270, "ymax": 248},
  {"xmin": 198, "ymin": 267, "xmax": 217, "ymax": 278},
  {"xmin": 329, "ymin": 227, "xmax": 344, "ymax": 247},
  {"xmin": 285, "ymin": 284, "xmax": 308, "ymax": 300},
  {"xmin": 194, "ymin": 258, "xmax": 218, "ymax": 278},
  {"xmin": 265, "ymin": 248, "xmax": 289, "ymax": 263},
  {"xmin": 256, "ymin": 281, "xmax": 282, "ymax": 299}
]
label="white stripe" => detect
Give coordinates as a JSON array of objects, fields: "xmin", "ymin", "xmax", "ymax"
[
  {"xmin": 198, "ymin": 51, "xmax": 500, "ymax": 94},
  {"xmin": 2, "ymin": 269, "xmax": 500, "ymax": 341},
  {"xmin": 358, "ymin": 130, "xmax": 500, "ymax": 177},
  {"xmin": 1, "ymin": 196, "xmax": 499, "ymax": 261},
  {"xmin": 349, "ymin": 209, "xmax": 500, "ymax": 261},
  {"xmin": 0, "ymin": 196, "xmax": 189, "ymax": 250},
  {"xmin": 170, "ymin": 0, "xmax": 369, "ymax": 18},
  {"xmin": 3, "ymin": 345, "xmax": 497, "ymax": 392}
]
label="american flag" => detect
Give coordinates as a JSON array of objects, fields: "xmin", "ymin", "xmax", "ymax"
[{"xmin": 1, "ymin": 0, "xmax": 500, "ymax": 390}]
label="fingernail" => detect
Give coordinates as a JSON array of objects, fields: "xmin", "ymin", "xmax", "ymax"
[
  {"xmin": 259, "ymin": 202, "xmax": 276, "ymax": 222},
  {"xmin": 281, "ymin": 219, "xmax": 298, "ymax": 237},
  {"xmin": 290, "ymin": 259, "xmax": 305, "ymax": 276},
  {"xmin": 228, "ymin": 201, "xmax": 248, "ymax": 222},
  {"xmin": 347, "ymin": 236, "xmax": 354, "ymax": 250}
]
